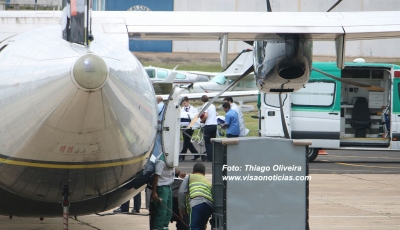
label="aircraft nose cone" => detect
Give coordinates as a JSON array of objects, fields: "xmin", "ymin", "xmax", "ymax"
[{"xmin": 72, "ymin": 54, "xmax": 108, "ymax": 90}]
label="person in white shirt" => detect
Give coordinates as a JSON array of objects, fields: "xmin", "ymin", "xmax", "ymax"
[
  {"xmin": 199, "ymin": 95, "xmax": 218, "ymax": 162},
  {"xmin": 223, "ymin": 96, "xmax": 249, "ymax": 137},
  {"xmin": 180, "ymin": 97, "xmax": 199, "ymax": 161}
]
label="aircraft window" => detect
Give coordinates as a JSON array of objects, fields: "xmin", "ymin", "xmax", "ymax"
[
  {"xmin": 210, "ymin": 75, "xmax": 226, "ymax": 85},
  {"xmin": 245, "ymin": 81, "xmax": 256, "ymax": 88},
  {"xmin": 197, "ymin": 75, "xmax": 209, "ymax": 82},
  {"xmin": 292, "ymin": 81, "xmax": 336, "ymax": 107},
  {"xmin": 228, "ymin": 79, "xmax": 244, "ymax": 87},
  {"xmin": 157, "ymin": 70, "xmax": 168, "ymax": 79},
  {"xmin": 175, "ymin": 73, "xmax": 186, "ymax": 79},
  {"xmin": 146, "ymin": 69, "xmax": 155, "ymax": 78}
]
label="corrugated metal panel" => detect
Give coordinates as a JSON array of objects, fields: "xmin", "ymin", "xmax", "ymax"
[{"xmin": 106, "ymin": 0, "xmax": 173, "ymax": 52}]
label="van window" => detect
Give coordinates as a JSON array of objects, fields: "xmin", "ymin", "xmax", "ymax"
[
  {"xmin": 292, "ymin": 81, "xmax": 335, "ymax": 107},
  {"xmin": 175, "ymin": 73, "xmax": 186, "ymax": 79},
  {"xmin": 146, "ymin": 69, "xmax": 155, "ymax": 78},
  {"xmin": 157, "ymin": 70, "xmax": 168, "ymax": 79}
]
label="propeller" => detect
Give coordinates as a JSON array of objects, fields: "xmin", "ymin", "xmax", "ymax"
[{"xmin": 186, "ymin": 65, "xmax": 254, "ymax": 129}]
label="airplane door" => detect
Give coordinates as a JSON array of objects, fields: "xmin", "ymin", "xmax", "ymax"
[
  {"xmin": 391, "ymin": 77, "xmax": 400, "ymax": 149},
  {"xmin": 160, "ymin": 86, "xmax": 183, "ymax": 167},
  {"xmin": 261, "ymin": 93, "xmax": 291, "ymax": 138}
]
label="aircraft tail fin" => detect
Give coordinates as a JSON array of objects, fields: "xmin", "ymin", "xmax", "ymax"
[
  {"xmin": 221, "ymin": 49, "xmax": 253, "ymax": 75},
  {"xmin": 61, "ymin": 0, "xmax": 92, "ymax": 46},
  {"xmin": 162, "ymin": 71, "xmax": 177, "ymax": 84},
  {"xmin": 153, "ymin": 71, "xmax": 177, "ymax": 94}
]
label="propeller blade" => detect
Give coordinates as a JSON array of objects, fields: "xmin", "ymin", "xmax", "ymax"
[
  {"xmin": 266, "ymin": 0, "xmax": 272, "ymax": 12},
  {"xmin": 312, "ymin": 67, "xmax": 385, "ymax": 92},
  {"xmin": 186, "ymin": 65, "xmax": 254, "ymax": 129},
  {"xmin": 327, "ymin": 0, "xmax": 343, "ymax": 12}
]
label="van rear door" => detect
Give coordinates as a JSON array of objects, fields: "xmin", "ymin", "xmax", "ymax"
[{"xmin": 391, "ymin": 70, "xmax": 400, "ymax": 149}]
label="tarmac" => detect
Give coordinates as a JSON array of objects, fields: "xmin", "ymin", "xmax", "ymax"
[{"xmin": 0, "ymin": 173, "xmax": 399, "ymax": 229}]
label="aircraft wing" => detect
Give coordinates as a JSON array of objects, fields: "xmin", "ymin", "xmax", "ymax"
[
  {"xmin": 2, "ymin": 11, "xmax": 400, "ymax": 43},
  {"xmin": 117, "ymin": 11, "xmax": 400, "ymax": 41},
  {"xmin": 159, "ymin": 90, "xmax": 259, "ymax": 101},
  {"xmin": 186, "ymin": 71, "xmax": 254, "ymax": 78},
  {"xmin": 185, "ymin": 71, "xmax": 222, "ymax": 77}
]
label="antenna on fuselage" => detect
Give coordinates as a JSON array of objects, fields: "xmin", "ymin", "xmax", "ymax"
[{"xmin": 61, "ymin": 0, "xmax": 93, "ymax": 46}]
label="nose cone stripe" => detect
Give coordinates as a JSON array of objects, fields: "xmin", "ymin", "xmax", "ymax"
[{"xmin": 72, "ymin": 54, "xmax": 108, "ymax": 90}]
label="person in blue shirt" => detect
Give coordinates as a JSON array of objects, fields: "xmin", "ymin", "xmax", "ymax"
[{"xmin": 221, "ymin": 102, "xmax": 240, "ymax": 138}]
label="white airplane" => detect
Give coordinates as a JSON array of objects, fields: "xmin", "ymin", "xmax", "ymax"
[
  {"xmin": 152, "ymin": 49, "xmax": 258, "ymax": 104},
  {"xmin": 0, "ymin": 0, "xmax": 399, "ymax": 223},
  {"xmin": 145, "ymin": 66, "xmax": 210, "ymax": 85},
  {"xmin": 146, "ymin": 66, "xmax": 210, "ymax": 95},
  {"xmin": 179, "ymin": 49, "xmax": 258, "ymax": 104}
]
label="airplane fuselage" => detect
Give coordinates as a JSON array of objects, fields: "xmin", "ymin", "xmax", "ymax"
[{"xmin": 0, "ymin": 26, "xmax": 157, "ymax": 216}]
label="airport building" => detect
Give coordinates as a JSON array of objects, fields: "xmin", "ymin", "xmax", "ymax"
[{"xmin": 3, "ymin": 0, "xmax": 400, "ymax": 58}]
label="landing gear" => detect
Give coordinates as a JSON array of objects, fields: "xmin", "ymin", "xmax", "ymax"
[{"xmin": 62, "ymin": 185, "xmax": 70, "ymax": 230}]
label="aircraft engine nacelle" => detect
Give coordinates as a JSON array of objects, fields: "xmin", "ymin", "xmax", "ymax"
[{"xmin": 253, "ymin": 38, "xmax": 312, "ymax": 93}]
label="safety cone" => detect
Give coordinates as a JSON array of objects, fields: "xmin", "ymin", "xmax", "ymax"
[{"xmin": 318, "ymin": 149, "xmax": 328, "ymax": 155}]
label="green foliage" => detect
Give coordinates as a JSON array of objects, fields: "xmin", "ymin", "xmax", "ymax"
[{"xmin": 243, "ymin": 111, "xmax": 260, "ymax": 137}]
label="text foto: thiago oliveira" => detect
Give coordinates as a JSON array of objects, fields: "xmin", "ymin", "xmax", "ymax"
[{"xmin": 222, "ymin": 164, "xmax": 302, "ymax": 173}]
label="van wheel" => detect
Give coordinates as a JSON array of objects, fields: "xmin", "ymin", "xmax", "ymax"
[{"xmin": 307, "ymin": 148, "xmax": 319, "ymax": 162}]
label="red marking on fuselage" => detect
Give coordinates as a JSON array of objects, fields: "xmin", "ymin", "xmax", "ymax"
[{"xmin": 67, "ymin": 146, "xmax": 74, "ymax": 153}]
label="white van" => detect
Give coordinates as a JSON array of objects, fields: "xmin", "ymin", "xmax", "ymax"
[{"xmin": 259, "ymin": 61, "xmax": 400, "ymax": 161}]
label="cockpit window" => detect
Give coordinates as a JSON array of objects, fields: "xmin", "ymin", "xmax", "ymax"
[
  {"xmin": 146, "ymin": 69, "xmax": 155, "ymax": 78},
  {"xmin": 157, "ymin": 70, "xmax": 168, "ymax": 79},
  {"xmin": 210, "ymin": 75, "xmax": 226, "ymax": 85}
]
